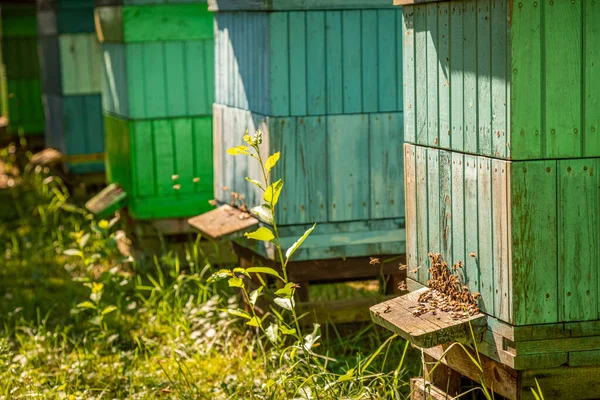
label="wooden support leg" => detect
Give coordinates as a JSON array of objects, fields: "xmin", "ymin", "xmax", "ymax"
[
  {"xmin": 410, "ymin": 378, "xmax": 451, "ymax": 400},
  {"xmin": 423, "ymin": 355, "xmax": 462, "ymax": 397},
  {"xmin": 295, "ymin": 281, "xmax": 310, "ymax": 303}
]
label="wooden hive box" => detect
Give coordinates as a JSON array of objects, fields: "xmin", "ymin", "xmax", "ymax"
[
  {"xmin": 90, "ymin": 0, "xmax": 214, "ymax": 220},
  {"xmin": 372, "ymin": 1, "xmax": 600, "ymax": 398},
  {"xmin": 204, "ymin": 0, "xmax": 407, "ymax": 264},
  {"xmin": 38, "ymin": 0, "xmax": 105, "ymax": 174},
  {"xmin": 0, "ymin": 1, "xmax": 44, "ymax": 139}
]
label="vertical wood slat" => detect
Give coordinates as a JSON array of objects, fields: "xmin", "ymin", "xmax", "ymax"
[
  {"xmin": 378, "ymin": 9, "xmax": 398, "ymax": 112},
  {"xmin": 557, "ymin": 159, "xmax": 598, "ymax": 322},
  {"xmin": 415, "ymin": 5, "xmax": 428, "ymax": 145},
  {"xmin": 342, "ymin": 10, "xmax": 362, "ymax": 114},
  {"xmin": 426, "ymin": 3, "xmax": 439, "ymax": 147},
  {"xmin": 585, "ymin": 0, "xmax": 600, "ymax": 157},
  {"xmin": 405, "ymin": 144, "xmax": 418, "ymax": 278},
  {"xmin": 289, "ymin": 11, "xmax": 307, "ymax": 116},
  {"xmin": 415, "ymin": 145, "xmax": 429, "ymax": 284},
  {"xmin": 477, "ymin": 157, "xmax": 493, "ymax": 315},
  {"xmin": 362, "ymin": 10, "xmax": 378, "ymax": 114},
  {"xmin": 439, "ymin": 150, "xmax": 452, "ymax": 261},
  {"xmin": 463, "ymin": 0, "xmax": 477, "ymax": 154},
  {"xmin": 403, "ymin": 5, "xmax": 416, "ymax": 144},
  {"xmin": 491, "ymin": 0, "xmax": 508, "ymax": 158},
  {"xmin": 437, "ymin": 2, "xmax": 450, "ymax": 150},
  {"xmin": 477, "ymin": 0, "xmax": 491, "ymax": 156},
  {"xmin": 544, "ymin": 0, "xmax": 582, "ymax": 158},
  {"xmin": 492, "ymin": 158, "xmax": 510, "ymax": 322},
  {"xmin": 449, "ymin": 3, "xmax": 464, "ymax": 152},
  {"xmin": 306, "ymin": 11, "xmax": 326, "ymax": 115},
  {"xmin": 451, "ymin": 152, "xmax": 466, "ymax": 282}
]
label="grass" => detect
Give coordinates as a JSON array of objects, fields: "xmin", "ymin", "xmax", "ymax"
[{"xmin": 0, "ymin": 145, "xmax": 422, "ymax": 399}]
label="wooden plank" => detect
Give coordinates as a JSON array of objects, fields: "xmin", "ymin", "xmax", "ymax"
[
  {"xmin": 477, "ymin": 157, "xmax": 494, "ymax": 316},
  {"xmin": 85, "ymin": 183, "xmax": 127, "ymax": 218},
  {"xmin": 415, "ymin": 145, "xmax": 429, "ymax": 284},
  {"xmin": 511, "ymin": 161, "xmax": 558, "ymax": 325},
  {"xmin": 422, "ymin": 344, "xmax": 518, "ymax": 400},
  {"xmin": 477, "ymin": 0, "xmax": 492, "ymax": 156},
  {"xmin": 130, "ymin": 120, "xmax": 155, "ymax": 197},
  {"xmin": 188, "ymin": 205, "xmax": 258, "ymax": 241},
  {"xmin": 451, "ymin": 152, "xmax": 465, "ymax": 273},
  {"xmin": 370, "ymin": 113, "xmax": 404, "ymax": 220},
  {"xmin": 405, "ymin": 144, "xmax": 418, "ymax": 277},
  {"xmin": 585, "ymin": 0, "xmax": 600, "ymax": 156},
  {"xmin": 212, "ymin": 104, "xmax": 224, "ymax": 203},
  {"xmin": 306, "ymin": 11, "xmax": 326, "ymax": 116},
  {"xmin": 325, "ymin": 11, "xmax": 343, "ymax": 115},
  {"xmin": 342, "ymin": 10, "xmax": 362, "ymax": 114},
  {"xmin": 426, "ymin": 3, "xmax": 438, "ymax": 147},
  {"xmin": 544, "ymin": 0, "xmax": 582, "ymax": 158},
  {"xmin": 462, "ymin": 0, "xmax": 477, "ymax": 154},
  {"xmin": 491, "ymin": 0, "xmax": 508, "ymax": 158},
  {"xmin": 268, "ymin": 12, "xmax": 289, "ymax": 116},
  {"xmin": 403, "ymin": 5, "xmax": 416, "ymax": 144},
  {"xmin": 192, "ymin": 117, "xmax": 213, "ymax": 196},
  {"xmin": 449, "ymin": 2, "xmax": 464, "ymax": 152},
  {"xmin": 410, "ymin": 378, "xmax": 449, "ymax": 400},
  {"xmin": 414, "ymin": 5, "xmax": 427, "ymax": 145},
  {"xmin": 327, "ymin": 115, "xmax": 369, "ymax": 222},
  {"xmin": 208, "ymin": 0, "xmax": 396, "ymax": 11},
  {"xmin": 522, "ymin": 365, "xmax": 600, "ymax": 400},
  {"xmin": 427, "ymin": 148, "xmax": 440, "ymax": 255},
  {"xmin": 370, "ymin": 288, "xmax": 487, "ymax": 348},
  {"xmin": 439, "ymin": 150, "xmax": 452, "ymax": 262},
  {"xmin": 101, "ymin": 43, "xmax": 128, "ymax": 116},
  {"xmin": 361, "ymin": 10, "xmax": 378, "ymax": 114},
  {"xmin": 437, "ymin": 2, "xmax": 450, "ymax": 150},
  {"xmin": 173, "ymin": 118, "xmax": 195, "ymax": 195},
  {"xmin": 378, "ymin": 9, "xmax": 398, "ymax": 112},
  {"xmin": 289, "ymin": 11, "xmax": 307, "ymax": 116},
  {"xmin": 492, "ymin": 159, "xmax": 510, "ymax": 323},
  {"xmin": 569, "ymin": 349, "xmax": 600, "ymax": 367},
  {"xmin": 557, "ymin": 159, "xmax": 598, "ymax": 322},
  {"xmin": 510, "ymin": 0, "xmax": 542, "ymax": 159},
  {"xmin": 463, "ymin": 154, "xmax": 479, "ymax": 293}
]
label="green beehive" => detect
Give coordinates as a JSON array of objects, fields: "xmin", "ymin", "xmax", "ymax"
[
  {"xmin": 371, "ymin": 1, "xmax": 600, "ymax": 399},
  {"xmin": 91, "ymin": 0, "xmax": 214, "ymax": 220},
  {"xmin": 0, "ymin": 1, "xmax": 44, "ymax": 140}
]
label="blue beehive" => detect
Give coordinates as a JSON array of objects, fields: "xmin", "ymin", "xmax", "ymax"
[
  {"xmin": 195, "ymin": 0, "xmax": 406, "ymax": 286},
  {"xmin": 38, "ymin": 0, "xmax": 104, "ymax": 174}
]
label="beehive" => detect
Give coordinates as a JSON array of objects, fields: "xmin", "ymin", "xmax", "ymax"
[
  {"xmin": 0, "ymin": 1, "xmax": 44, "ymax": 139},
  {"xmin": 38, "ymin": 0, "xmax": 104, "ymax": 173},
  {"xmin": 93, "ymin": 0, "xmax": 214, "ymax": 219},
  {"xmin": 208, "ymin": 0, "xmax": 406, "ymax": 263},
  {"xmin": 371, "ymin": 1, "xmax": 600, "ymax": 398}
]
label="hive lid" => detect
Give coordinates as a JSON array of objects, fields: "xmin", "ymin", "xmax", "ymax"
[
  {"xmin": 188, "ymin": 204, "xmax": 259, "ymax": 241},
  {"xmin": 370, "ymin": 287, "xmax": 487, "ymax": 348},
  {"xmin": 393, "ymin": 0, "xmax": 445, "ymax": 5},
  {"xmin": 85, "ymin": 183, "xmax": 128, "ymax": 218},
  {"xmin": 28, "ymin": 148, "xmax": 64, "ymax": 167}
]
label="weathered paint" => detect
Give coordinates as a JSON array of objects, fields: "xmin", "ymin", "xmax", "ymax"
[
  {"xmin": 403, "ymin": 1, "xmax": 600, "ymax": 160},
  {"xmin": 214, "ymin": 9, "xmax": 404, "ymax": 117},
  {"xmin": 104, "ymin": 114, "xmax": 213, "ymax": 220},
  {"xmin": 405, "ymin": 144, "xmax": 600, "ymax": 326}
]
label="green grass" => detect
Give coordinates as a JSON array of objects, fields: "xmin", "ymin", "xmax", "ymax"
[{"xmin": 0, "ymin": 146, "xmax": 421, "ymax": 399}]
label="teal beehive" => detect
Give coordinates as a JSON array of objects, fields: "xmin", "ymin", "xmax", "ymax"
[
  {"xmin": 38, "ymin": 0, "xmax": 104, "ymax": 174},
  {"xmin": 191, "ymin": 0, "xmax": 406, "ymax": 292}
]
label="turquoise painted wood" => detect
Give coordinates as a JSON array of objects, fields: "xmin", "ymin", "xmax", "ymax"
[
  {"xmin": 214, "ymin": 8, "xmax": 404, "ymax": 116},
  {"xmin": 39, "ymin": 0, "xmax": 105, "ymax": 173},
  {"xmin": 95, "ymin": 1, "xmax": 215, "ymax": 220}
]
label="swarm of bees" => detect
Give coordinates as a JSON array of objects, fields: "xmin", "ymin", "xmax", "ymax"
[{"xmin": 412, "ymin": 253, "xmax": 481, "ymax": 320}]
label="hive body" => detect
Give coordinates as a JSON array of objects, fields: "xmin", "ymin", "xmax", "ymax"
[
  {"xmin": 39, "ymin": 0, "xmax": 104, "ymax": 173},
  {"xmin": 95, "ymin": 0, "xmax": 214, "ymax": 219},
  {"xmin": 212, "ymin": 0, "xmax": 406, "ymax": 261},
  {"xmin": 393, "ymin": 0, "xmax": 600, "ymax": 397},
  {"xmin": 0, "ymin": 2, "xmax": 44, "ymax": 138}
]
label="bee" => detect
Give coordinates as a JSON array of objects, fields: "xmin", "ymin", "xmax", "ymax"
[
  {"xmin": 399, "ymin": 264, "xmax": 408, "ymax": 271},
  {"xmin": 291, "ymin": 283, "xmax": 302, "ymax": 289},
  {"xmin": 193, "ymin": 177, "xmax": 200, "ymax": 183},
  {"xmin": 171, "ymin": 174, "xmax": 179, "ymax": 180},
  {"xmin": 172, "ymin": 184, "xmax": 181, "ymax": 191},
  {"xmin": 369, "ymin": 257, "xmax": 381, "ymax": 265},
  {"xmin": 398, "ymin": 283, "xmax": 408, "ymax": 291},
  {"xmin": 208, "ymin": 199, "xmax": 217, "ymax": 206},
  {"xmin": 469, "ymin": 252, "xmax": 477, "ymax": 258},
  {"xmin": 384, "ymin": 305, "xmax": 392, "ymax": 313}
]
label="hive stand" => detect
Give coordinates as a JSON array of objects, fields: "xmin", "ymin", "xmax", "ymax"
[
  {"xmin": 188, "ymin": 0, "xmax": 407, "ymax": 318},
  {"xmin": 37, "ymin": 0, "xmax": 105, "ymax": 177},
  {"xmin": 370, "ymin": 0, "xmax": 600, "ymax": 398},
  {"xmin": 0, "ymin": 0, "xmax": 44, "ymax": 147}
]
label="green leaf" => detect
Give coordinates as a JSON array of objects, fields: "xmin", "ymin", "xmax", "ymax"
[
  {"xmin": 246, "ymin": 267, "xmax": 283, "ymax": 280},
  {"xmin": 249, "ymin": 287, "xmax": 263, "ymax": 306},
  {"xmin": 244, "ymin": 227, "xmax": 275, "ymax": 242},
  {"xmin": 228, "ymin": 277, "xmax": 244, "ymax": 288},
  {"xmin": 280, "ymin": 325, "xmax": 296, "ymax": 335},
  {"xmin": 337, "ymin": 368, "xmax": 355, "ymax": 382},
  {"xmin": 227, "ymin": 145, "xmax": 250, "ymax": 156},
  {"xmin": 245, "ymin": 177, "xmax": 265, "ymax": 191},
  {"xmin": 242, "ymin": 131, "xmax": 253, "ymax": 145},
  {"xmin": 207, "ymin": 269, "xmax": 233, "ymax": 283},
  {"xmin": 226, "ymin": 308, "xmax": 252, "ymax": 320},
  {"xmin": 78, "ymin": 233, "xmax": 90, "ymax": 248},
  {"xmin": 264, "ymin": 179, "xmax": 283, "ymax": 207},
  {"xmin": 275, "ymin": 282, "xmax": 295, "ymax": 298},
  {"xmin": 250, "ymin": 205, "xmax": 273, "ymax": 224},
  {"xmin": 285, "ymin": 224, "xmax": 316, "ymax": 261},
  {"xmin": 266, "ymin": 323, "xmax": 279, "ymax": 343},
  {"xmin": 246, "ymin": 316, "xmax": 262, "ymax": 328},
  {"xmin": 233, "ymin": 267, "xmax": 251, "ymax": 278},
  {"xmin": 265, "ymin": 152, "xmax": 280, "ymax": 172},
  {"xmin": 77, "ymin": 301, "xmax": 96, "ymax": 310},
  {"xmin": 101, "ymin": 306, "xmax": 118, "ymax": 315}
]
